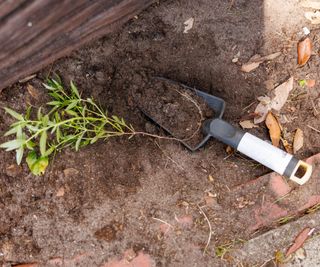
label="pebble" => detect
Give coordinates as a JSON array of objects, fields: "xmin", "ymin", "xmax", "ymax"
[
  {"xmin": 5, "ymin": 164, "xmax": 22, "ymax": 177},
  {"xmin": 63, "ymin": 168, "xmax": 79, "ymax": 177}
]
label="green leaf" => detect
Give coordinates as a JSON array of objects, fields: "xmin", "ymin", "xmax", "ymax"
[
  {"xmin": 75, "ymin": 132, "xmax": 84, "ymax": 151},
  {"xmin": 37, "ymin": 107, "xmax": 42, "ymax": 120},
  {"xmin": 65, "ymin": 109, "xmax": 78, "ymax": 117},
  {"xmin": 40, "ymin": 130, "xmax": 47, "ymax": 156},
  {"xmin": 299, "ymin": 79, "xmax": 307, "ymax": 87},
  {"xmin": 26, "ymin": 151, "xmax": 49, "ymax": 175},
  {"xmin": 49, "ymin": 92, "xmax": 64, "ymax": 100},
  {"xmin": 65, "ymin": 100, "xmax": 78, "ymax": 111},
  {"xmin": 81, "ymin": 106, "xmax": 87, "ymax": 117},
  {"xmin": 54, "ymin": 112, "xmax": 61, "ymax": 123},
  {"xmin": 26, "ymin": 151, "xmax": 37, "ymax": 168},
  {"xmin": 16, "ymin": 125, "xmax": 23, "ymax": 139},
  {"xmin": 0, "ymin": 139, "xmax": 25, "ymax": 151},
  {"xmin": 90, "ymin": 131, "xmax": 105, "ymax": 144},
  {"xmin": 54, "ymin": 75, "xmax": 62, "ymax": 85},
  {"xmin": 25, "ymin": 106, "xmax": 32, "ymax": 120},
  {"xmin": 26, "ymin": 125, "xmax": 39, "ymax": 132},
  {"xmin": 4, "ymin": 127, "xmax": 19, "ymax": 136},
  {"xmin": 41, "ymin": 114, "xmax": 49, "ymax": 126},
  {"xmin": 31, "ymin": 157, "xmax": 49, "ymax": 175},
  {"xmin": 43, "ymin": 146, "xmax": 55, "ymax": 157},
  {"xmin": 16, "ymin": 146, "xmax": 24, "ymax": 165},
  {"xmin": 52, "ymin": 78, "xmax": 62, "ymax": 89},
  {"xmin": 90, "ymin": 135, "xmax": 100, "ymax": 144},
  {"xmin": 56, "ymin": 127, "xmax": 62, "ymax": 142},
  {"xmin": 43, "ymin": 83, "xmax": 56, "ymax": 90},
  {"xmin": 70, "ymin": 81, "xmax": 80, "ymax": 98},
  {"xmin": 50, "ymin": 126, "xmax": 57, "ymax": 134},
  {"xmin": 4, "ymin": 107, "xmax": 24, "ymax": 120},
  {"xmin": 47, "ymin": 101, "xmax": 61, "ymax": 106},
  {"xmin": 26, "ymin": 140, "xmax": 36, "ymax": 150}
]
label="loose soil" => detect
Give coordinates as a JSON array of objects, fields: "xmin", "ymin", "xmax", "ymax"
[
  {"xmin": 134, "ymin": 76, "xmax": 214, "ymax": 148},
  {"xmin": 0, "ymin": 0, "xmax": 320, "ymax": 266}
]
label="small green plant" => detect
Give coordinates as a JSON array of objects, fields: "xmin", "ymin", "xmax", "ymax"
[
  {"xmin": 214, "ymin": 239, "xmax": 245, "ymax": 259},
  {"xmin": 0, "ymin": 77, "xmax": 135, "ymax": 175},
  {"xmin": 276, "ymin": 215, "xmax": 295, "ymax": 225}
]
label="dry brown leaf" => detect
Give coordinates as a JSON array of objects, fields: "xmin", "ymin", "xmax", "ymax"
[
  {"xmin": 27, "ymin": 84, "xmax": 41, "ymax": 99},
  {"xmin": 298, "ymin": 37, "xmax": 312, "ymax": 66},
  {"xmin": 183, "ymin": 18, "xmax": 194, "ymax": 33},
  {"xmin": 270, "ymin": 77, "xmax": 294, "ymax": 111},
  {"xmin": 254, "ymin": 77, "xmax": 294, "ymax": 124},
  {"xmin": 300, "ymin": 0, "xmax": 320, "ymax": 9},
  {"xmin": 265, "ymin": 112, "xmax": 281, "ymax": 147},
  {"xmin": 19, "ymin": 74, "xmax": 36, "ymax": 83},
  {"xmin": 239, "ymin": 120, "xmax": 258, "ymax": 129},
  {"xmin": 293, "ymin": 128, "xmax": 304, "ymax": 154},
  {"xmin": 286, "ymin": 227, "xmax": 314, "ymax": 257},
  {"xmin": 241, "ymin": 61, "xmax": 261, "ymax": 72},
  {"xmin": 241, "ymin": 52, "xmax": 281, "ymax": 72},
  {"xmin": 307, "ymin": 79, "xmax": 316, "ymax": 88},
  {"xmin": 305, "ymin": 11, "xmax": 320, "ymax": 24},
  {"xmin": 254, "ymin": 103, "xmax": 270, "ymax": 123},
  {"xmin": 226, "ymin": 145, "xmax": 234, "ymax": 155},
  {"xmin": 281, "ymin": 138, "xmax": 293, "ymax": 154}
]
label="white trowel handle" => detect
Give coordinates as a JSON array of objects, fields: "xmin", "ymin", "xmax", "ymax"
[
  {"xmin": 237, "ymin": 133, "xmax": 312, "ymax": 185},
  {"xmin": 207, "ymin": 119, "xmax": 312, "ymax": 185}
]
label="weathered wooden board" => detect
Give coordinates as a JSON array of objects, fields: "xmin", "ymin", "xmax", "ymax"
[{"xmin": 0, "ymin": 0, "xmax": 154, "ymax": 91}]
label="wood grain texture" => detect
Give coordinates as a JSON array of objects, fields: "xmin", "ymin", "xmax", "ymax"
[{"xmin": 0, "ymin": 0, "xmax": 154, "ymax": 90}]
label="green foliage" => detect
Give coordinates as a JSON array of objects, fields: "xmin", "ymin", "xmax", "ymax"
[
  {"xmin": 1, "ymin": 78, "xmax": 135, "ymax": 175},
  {"xmin": 298, "ymin": 79, "xmax": 307, "ymax": 87}
]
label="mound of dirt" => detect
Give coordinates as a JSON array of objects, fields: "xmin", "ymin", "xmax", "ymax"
[{"xmin": 134, "ymin": 77, "xmax": 214, "ymax": 148}]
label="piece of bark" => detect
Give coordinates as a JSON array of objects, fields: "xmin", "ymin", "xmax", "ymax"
[{"xmin": 0, "ymin": 0, "xmax": 154, "ymax": 91}]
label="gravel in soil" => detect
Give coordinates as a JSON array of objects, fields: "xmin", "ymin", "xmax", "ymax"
[{"xmin": 0, "ymin": 0, "xmax": 320, "ymax": 266}]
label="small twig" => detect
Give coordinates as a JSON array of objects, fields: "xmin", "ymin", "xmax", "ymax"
[
  {"xmin": 197, "ymin": 204, "xmax": 213, "ymax": 255},
  {"xmin": 242, "ymin": 101, "xmax": 256, "ymax": 111},
  {"xmin": 308, "ymin": 125, "xmax": 320, "ymax": 134},
  {"xmin": 152, "ymin": 217, "xmax": 174, "ymax": 228},
  {"xmin": 154, "ymin": 141, "xmax": 184, "ymax": 170},
  {"xmin": 258, "ymin": 259, "xmax": 273, "ymax": 267},
  {"xmin": 173, "ymin": 88, "xmax": 204, "ymax": 141}
]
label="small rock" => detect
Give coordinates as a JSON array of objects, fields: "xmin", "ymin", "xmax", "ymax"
[
  {"xmin": 124, "ymin": 248, "xmax": 137, "ymax": 262},
  {"xmin": 205, "ymin": 195, "xmax": 215, "ymax": 206},
  {"xmin": 95, "ymin": 71, "xmax": 104, "ymax": 82},
  {"xmin": 5, "ymin": 164, "xmax": 22, "ymax": 177},
  {"xmin": 63, "ymin": 168, "xmax": 79, "ymax": 177},
  {"xmin": 56, "ymin": 187, "xmax": 65, "ymax": 197}
]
